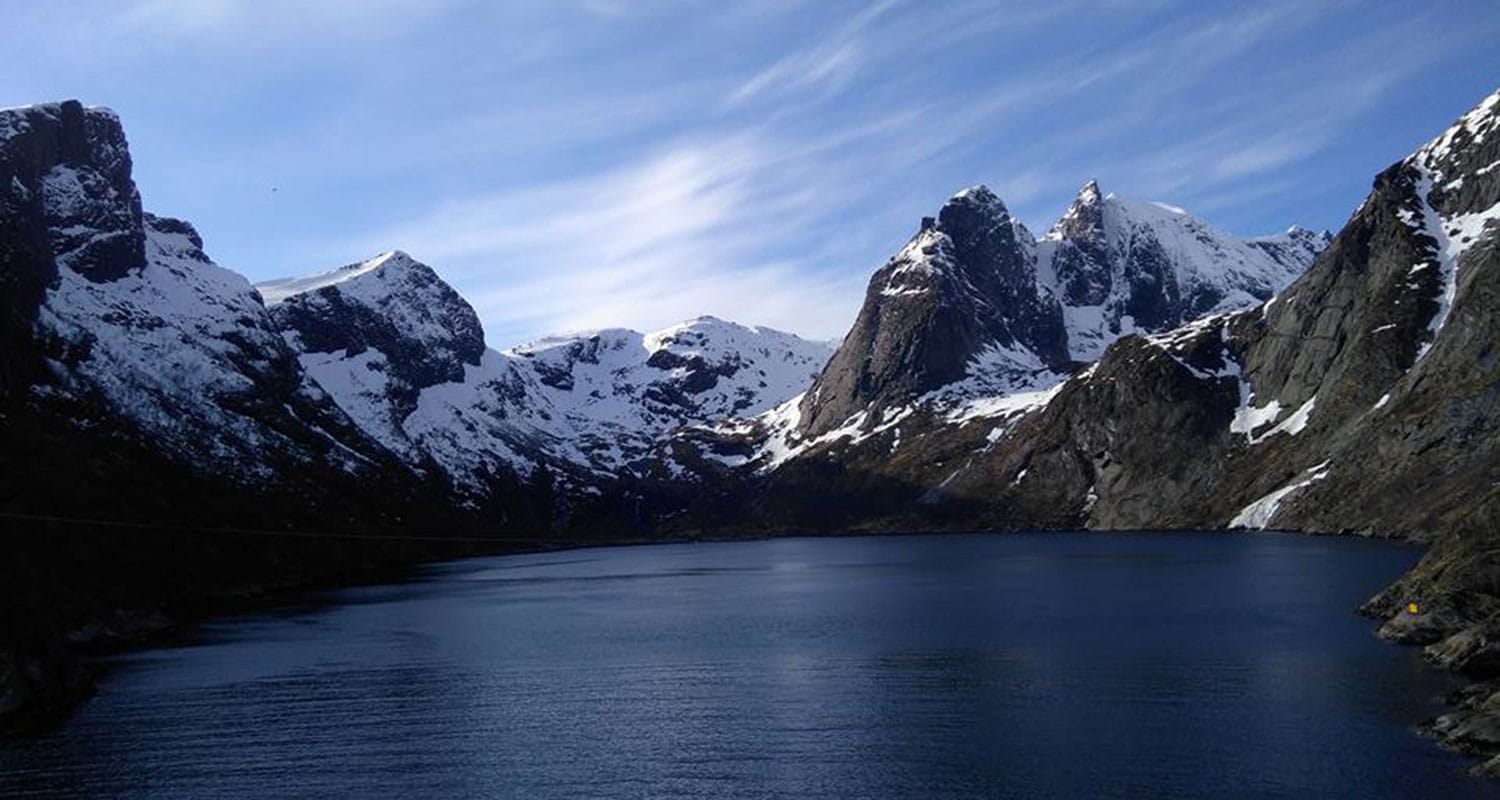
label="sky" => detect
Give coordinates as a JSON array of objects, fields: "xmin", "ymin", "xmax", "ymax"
[{"xmin": 4, "ymin": 1, "xmax": 1498, "ymax": 346}]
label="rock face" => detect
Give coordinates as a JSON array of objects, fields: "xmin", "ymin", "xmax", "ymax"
[
  {"xmin": 0, "ymin": 101, "xmax": 379, "ymax": 486},
  {"xmin": 796, "ymin": 181, "xmax": 1323, "ymax": 439},
  {"xmin": 799, "ymin": 187, "xmax": 1067, "ymax": 436},
  {"xmin": 0, "ymin": 101, "xmax": 143, "ymax": 286},
  {"xmin": 1041, "ymin": 182, "xmax": 1328, "ymax": 360},
  {"xmin": 1223, "ymin": 88, "xmax": 1500, "ymax": 539},
  {"xmin": 1, "ymin": 102, "xmax": 133, "ymax": 402}
]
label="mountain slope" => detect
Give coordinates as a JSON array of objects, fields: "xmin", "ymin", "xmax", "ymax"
[
  {"xmin": 794, "ymin": 181, "xmax": 1323, "ymax": 445},
  {"xmin": 713, "ymin": 89, "xmax": 1494, "ymax": 556},
  {"xmin": 1042, "ymin": 179, "xmax": 1328, "ymax": 360},
  {"xmin": 257, "ymin": 259, "xmax": 834, "ymax": 493},
  {"xmin": 0, "ymin": 102, "xmax": 414, "ymax": 491}
]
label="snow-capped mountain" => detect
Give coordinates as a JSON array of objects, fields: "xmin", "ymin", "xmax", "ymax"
[
  {"xmin": 2, "ymin": 101, "xmax": 401, "ymax": 488},
  {"xmin": 749, "ymin": 85, "xmax": 1500, "ymax": 554},
  {"xmin": 260, "ymin": 251, "xmax": 491, "ymax": 467},
  {"xmin": 0, "ymin": 96, "xmax": 1336, "ymax": 522},
  {"xmin": 506, "ymin": 318, "xmax": 832, "ymax": 473},
  {"xmin": 1041, "ymin": 179, "xmax": 1329, "ymax": 360},
  {"xmin": 793, "ymin": 181, "xmax": 1325, "ymax": 441},
  {"xmin": 1, "ymin": 99, "xmax": 828, "ymax": 515},
  {"xmin": 257, "ymin": 255, "xmax": 833, "ymax": 492}
]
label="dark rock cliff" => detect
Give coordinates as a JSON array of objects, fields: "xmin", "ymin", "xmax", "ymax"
[{"xmin": 798, "ymin": 187, "xmax": 1067, "ymax": 436}]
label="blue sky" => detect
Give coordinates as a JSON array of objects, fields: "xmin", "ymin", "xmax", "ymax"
[{"xmin": 6, "ymin": 1, "xmax": 1498, "ymax": 345}]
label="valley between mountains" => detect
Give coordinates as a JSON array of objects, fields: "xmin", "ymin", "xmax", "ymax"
[{"xmin": 2, "ymin": 88, "xmax": 1498, "ymax": 769}]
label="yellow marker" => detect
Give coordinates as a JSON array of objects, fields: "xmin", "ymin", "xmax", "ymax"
[{"xmin": 1408, "ymin": 602, "xmax": 1421, "ymax": 615}]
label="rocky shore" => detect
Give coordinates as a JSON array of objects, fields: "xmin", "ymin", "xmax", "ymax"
[{"xmin": 1362, "ymin": 510, "xmax": 1500, "ymax": 775}]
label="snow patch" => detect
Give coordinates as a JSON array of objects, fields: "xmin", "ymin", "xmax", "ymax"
[
  {"xmin": 256, "ymin": 251, "xmax": 407, "ymax": 306},
  {"xmin": 1230, "ymin": 461, "xmax": 1331, "ymax": 529}
]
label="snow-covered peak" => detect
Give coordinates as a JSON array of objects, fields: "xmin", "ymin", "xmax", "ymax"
[
  {"xmin": 256, "ymin": 250, "xmax": 417, "ymax": 306},
  {"xmin": 1056, "ymin": 193, "xmax": 1315, "ymax": 288},
  {"xmin": 265, "ymin": 251, "xmax": 488, "ymax": 394},
  {"xmin": 949, "ymin": 184, "xmax": 1002, "ymax": 205},
  {"xmin": 1037, "ymin": 190, "xmax": 1321, "ymax": 360},
  {"xmin": 642, "ymin": 315, "xmax": 822, "ymax": 358},
  {"xmin": 290, "ymin": 304, "xmax": 836, "ymax": 489},
  {"xmin": 507, "ymin": 316, "xmax": 833, "ymax": 416}
]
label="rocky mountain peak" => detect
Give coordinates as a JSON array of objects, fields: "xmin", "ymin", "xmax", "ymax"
[
  {"xmin": 1407, "ymin": 88, "xmax": 1500, "ymax": 221},
  {"xmin": 796, "ymin": 185, "xmax": 1069, "ymax": 437},
  {"xmin": 931, "ymin": 185, "xmax": 1038, "ymax": 287},
  {"xmin": 0, "ymin": 100, "xmax": 144, "ymax": 284},
  {"xmin": 262, "ymin": 252, "xmax": 487, "ymax": 395},
  {"xmin": 795, "ymin": 172, "xmax": 1329, "ymax": 436},
  {"xmin": 938, "ymin": 185, "xmax": 1009, "ymax": 230},
  {"xmin": 1047, "ymin": 179, "xmax": 1105, "ymax": 242}
]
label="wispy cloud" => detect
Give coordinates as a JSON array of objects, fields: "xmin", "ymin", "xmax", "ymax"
[
  {"xmin": 10, "ymin": 0, "xmax": 1497, "ymax": 347},
  {"xmin": 118, "ymin": 0, "xmax": 455, "ymax": 43},
  {"xmin": 723, "ymin": 0, "xmax": 900, "ymax": 109},
  {"xmin": 343, "ymin": 134, "xmax": 868, "ymax": 344},
  {"xmin": 311, "ymin": 0, "xmax": 1498, "ymax": 345}
]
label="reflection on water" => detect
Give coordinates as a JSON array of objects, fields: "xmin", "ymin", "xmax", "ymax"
[{"xmin": 2, "ymin": 533, "xmax": 1495, "ymax": 799}]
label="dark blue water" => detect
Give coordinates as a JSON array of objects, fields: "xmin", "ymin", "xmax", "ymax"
[{"xmin": 2, "ymin": 533, "xmax": 1494, "ymax": 799}]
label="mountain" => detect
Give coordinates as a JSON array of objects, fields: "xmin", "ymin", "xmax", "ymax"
[
  {"xmin": 0, "ymin": 102, "xmax": 542, "ymax": 730},
  {"xmin": 1041, "ymin": 180, "xmax": 1328, "ymax": 360},
  {"xmin": 258, "ymin": 256, "xmax": 833, "ymax": 494},
  {"xmin": 0, "ymin": 102, "xmax": 423, "ymax": 500},
  {"xmin": 740, "ymin": 89, "xmax": 1495, "ymax": 536},
  {"xmin": 797, "ymin": 187, "xmax": 1070, "ymax": 437},
  {"xmin": 506, "ymin": 318, "xmax": 832, "ymax": 473},
  {"xmin": 748, "ymin": 179, "xmax": 1324, "ymax": 480}
]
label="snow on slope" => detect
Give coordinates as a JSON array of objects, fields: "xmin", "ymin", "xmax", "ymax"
[
  {"xmin": 773, "ymin": 180, "xmax": 1324, "ymax": 472},
  {"xmin": 1398, "ymin": 88, "xmax": 1500, "ymax": 361},
  {"xmin": 36, "ymin": 215, "xmax": 373, "ymax": 479},
  {"xmin": 513, "ymin": 316, "xmax": 831, "ymax": 421},
  {"xmin": 437, "ymin": 318, "xmax": 831, "ymax": 484},
  {"xmin": 256, "ymin": 252, "xmax": 397, "ymax": 305},
  {"xmin": 1037, "ymin": 182, "xmax": 1325, "ymax": 361},
  {"xmin": 258, "ymin": 254, "xmax": 835, "ymax": 490}
]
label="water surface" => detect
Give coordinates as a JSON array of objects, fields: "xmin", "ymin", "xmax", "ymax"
[{"xmin": 3, "ymin": 532, "xmax": 1495, "ymax": 798}]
